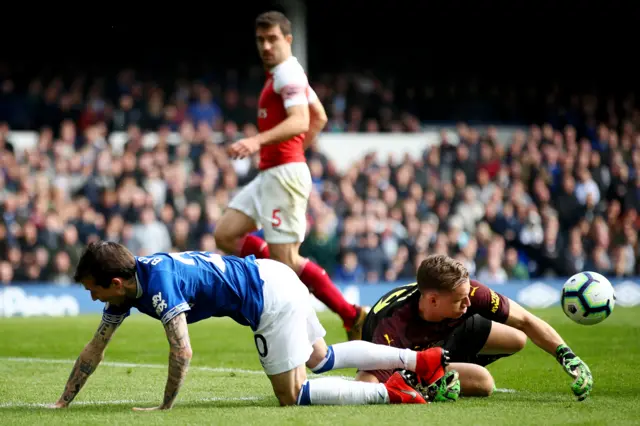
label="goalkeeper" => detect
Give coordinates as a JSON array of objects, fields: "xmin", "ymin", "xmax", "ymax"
[{"xmin": 356, "ymin": 254, "xmax": 593, "ymax": 401}]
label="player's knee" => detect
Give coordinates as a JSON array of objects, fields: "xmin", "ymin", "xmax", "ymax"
[
  {"xmin": 452, "ymin": 364, "xmax": 495, "ymax": 397},
  {"xmin": 306, "ymin": 343, "xmax": 328, "ymax": 371},
  {"xmin": 213, "ymin": 226, "xmax": 228, "ymax": 245},
  {"xmin": 213, "ymin": 226, "xmax": 236, "ymax": 253},
  {"xmin": 511, "ymin": 329, "xmax": 527, "ymax": 353},
  {"xmin": 465, "ymin": 368, "xmax": 495, "ymax": 397},
  {"xmin": 275, "ymin": 384, "xmax": 302, "ymax": 406},
  {"xmin": 477, "ymin": 373, "xmax": 495, "ymax": 397},
  {"xmin": 269, "ymin": 366, "xmax": 308, "ymax": 406},
  {"xmin": 355, "ymin": 370, "xmax": 380, "ymax": 383}
]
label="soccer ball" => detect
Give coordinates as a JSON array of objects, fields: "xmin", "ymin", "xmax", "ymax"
[{"xmin": 561, "ymin": 271, "xmax": 615, "ymax": 325}]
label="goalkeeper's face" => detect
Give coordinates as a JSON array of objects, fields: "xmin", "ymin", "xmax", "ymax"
[
  {"xmin": 256, "ymin": 25, "xmax": 293, "ymax": 68},
  {"xmin": 420, "ymin": 279, "xmax": 471, "ymax": 321}
]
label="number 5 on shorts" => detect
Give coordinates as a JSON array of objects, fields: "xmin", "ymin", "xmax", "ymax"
[{"xmin": 272, "ymin": 209, "xmax": 282, "ymax": 228}]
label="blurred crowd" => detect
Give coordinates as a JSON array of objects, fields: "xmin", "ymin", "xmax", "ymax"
[
  {"xmin": 302, "ymin": 122, "xmax": 640, "ymax": 284},
  {"xmin": 1, "ymin": 66, "xmax": 640, "ymax": 285},
  {"xmin": 3, "ymin": 66, "xmax": 628, "ymax": 134}
]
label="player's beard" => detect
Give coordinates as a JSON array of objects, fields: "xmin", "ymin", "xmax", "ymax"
[
  {"xmin": 262, "ymin": 48, "xmax": 288, "ymax": 68},
  {"xmin": 261, "ymin": 54, "xmax": 278, "ymax": 68}
]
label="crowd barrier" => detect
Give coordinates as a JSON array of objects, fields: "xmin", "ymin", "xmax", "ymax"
[{"xmin": 1, "ymin": 278, "xmax": 639, "ymax": 318}]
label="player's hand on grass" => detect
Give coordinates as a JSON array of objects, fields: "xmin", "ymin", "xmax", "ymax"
[
  {"xmin": 227, "ymin": 137, "xmax": 260, "ymax": 159},
  {"xmin": 556, "ymin": 344, "xmax": 593, "ymax": 401},
  {"xmin": 45, "ymin": 401, "xmax": 68, "ymax": 409},
  {"xmin": 132, "ymin": 405, "xmax": 171, "ymax": 411}
]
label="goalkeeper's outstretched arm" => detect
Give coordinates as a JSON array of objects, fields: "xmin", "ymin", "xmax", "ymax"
[
  {"xmin": 504, "ymin": 299, "xmax": 564, "ymax": 355},
  {"xmin": 51, "ymin": 320, "xmax": 121, "ymax": 407},
  {"xmin": 505, "ymin": 299, "xmax": 593, "ymax": 401}
]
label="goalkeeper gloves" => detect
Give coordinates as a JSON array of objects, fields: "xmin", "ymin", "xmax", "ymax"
[
  {"xmin": 424, "ymin": 370, "xmax": 461, "ymax": 402},
  {"xmin": 398, "ymin": 369, "xmax": 461, "ymax": 403},
  {"xmin": 556, "ymin": 344, "xmax": 593, "ymax": 401}
]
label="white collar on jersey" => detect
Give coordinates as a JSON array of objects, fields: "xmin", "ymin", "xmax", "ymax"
[
  {"xmin": 269, "ymin": 55, "xmax": 298, "ymax": 74},
  {"xmin": 135, "ymin": 272, "xmax": 143, "ymax": 299}
]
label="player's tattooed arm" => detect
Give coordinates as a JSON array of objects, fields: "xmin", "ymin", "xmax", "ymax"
[
  {"xmin": 52, "ymin": 321, "xmax": 120, "ymax": 407},
  {"xmin": 160, "ymin": 313, "xmax": 193, "ymax": 409},
  {"xmin": 93, "ymin": 320, "xmax": 119, "ymax": 346}
]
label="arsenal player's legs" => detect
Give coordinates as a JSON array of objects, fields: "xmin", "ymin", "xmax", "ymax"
[
  {"xmin": 215, "ymin": 173, "xmax": 262, "ymax": 254},
  {"xmin": 214, "ymin": 165, "xmax": 366, "ymax": 339},
  {"xmin": 233, "ymin": 237, "xmax": 366, "ymax": 339},
  {"xmin": 221, "ymin": 232, "xmax": 364, "ymax": 336},
  {"xmin": 259, "ymin": 163, "xmax": 364, "ymax": 336},
  {"xmin": 269, "ymin": 242, "xmax": 361, "ymax": 327},
  {"xmin": 215, "ymin": 210, "xmax": 260, "ymax": 252}
]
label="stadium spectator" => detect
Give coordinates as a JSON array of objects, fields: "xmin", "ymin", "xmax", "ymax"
[{"xmin": 1, "ymin": 66, "xmax": 640, "ymax": 285}]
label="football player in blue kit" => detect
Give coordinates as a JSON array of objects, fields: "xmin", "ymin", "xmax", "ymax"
[{"xmin": 49, "ymin": 241, "xmax": 460, "ymax": 410}]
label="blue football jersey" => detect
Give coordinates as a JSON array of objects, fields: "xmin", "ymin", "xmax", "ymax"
[{"xmin": 102, "ymin": 251, "xmax": 265, "ymax": 330}]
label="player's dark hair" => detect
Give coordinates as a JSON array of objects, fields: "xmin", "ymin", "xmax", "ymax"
[
  {"xmin": 73, "ymin": 241, "xmax": 136, "ymax": 288},
  {"xmin": 256, "ymin": 11, "xmax": 292, "ymax": 36},
  {"xmin": 416, "ymin": 254, "xmax": 469, "ymax": 293}
]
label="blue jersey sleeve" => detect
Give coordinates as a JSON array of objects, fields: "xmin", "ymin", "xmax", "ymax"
[
  {"xmin": 102, "ymin": 302, "xmax": 131, "ymax": 325},
  {"xmin": 145, "ymin": 271, "xmax": 191, "ymax": 324}
]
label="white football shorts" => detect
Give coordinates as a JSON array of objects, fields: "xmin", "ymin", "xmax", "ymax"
[
  {"xmin": 253, "ymin": 259, "xmax": 326, "ymax": 375},
  {"xmin": 228, "ymin": 162, "xmax": 312, "ymax": 244}
]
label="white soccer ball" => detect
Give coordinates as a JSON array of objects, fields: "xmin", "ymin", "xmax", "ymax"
[{"xmin": 561, "ymin": 271, "xmax": 615, "ymax": 325}]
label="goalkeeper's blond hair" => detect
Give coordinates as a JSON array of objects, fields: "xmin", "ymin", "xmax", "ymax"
[{"xmin": 416, "ymin": 254, "xmax": 469, "ymax": 293}]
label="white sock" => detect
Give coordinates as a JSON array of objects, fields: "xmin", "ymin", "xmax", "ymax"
[
  {"xmin": 297, "ymin": 378, "xmax": 389, "ymax": 405},
  {"xmin": 311, "ymin": 341, "xmax": 417, "ymax": 374}
]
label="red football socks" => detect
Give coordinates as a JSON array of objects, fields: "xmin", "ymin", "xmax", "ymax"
[
  {"xmin": 237, "ymin": 234, "xmax": 358, "ymax": 328},
  {"xmin": 239, "ymin": 235, "xmax": 270, "ymax": 259},
  {"xmin": 298, "ymin": 259, "xmax": 358, "ymax": 328}
]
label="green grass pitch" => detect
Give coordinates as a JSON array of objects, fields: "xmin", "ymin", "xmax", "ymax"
[{"xmin": 1, "ymin": 307, "xmax": 639, "ymax": 425}]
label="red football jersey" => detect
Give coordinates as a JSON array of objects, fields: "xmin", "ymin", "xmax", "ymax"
[{"xmin": 257, "ymin": 56, "xmax": 317, "ymax": 171}]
